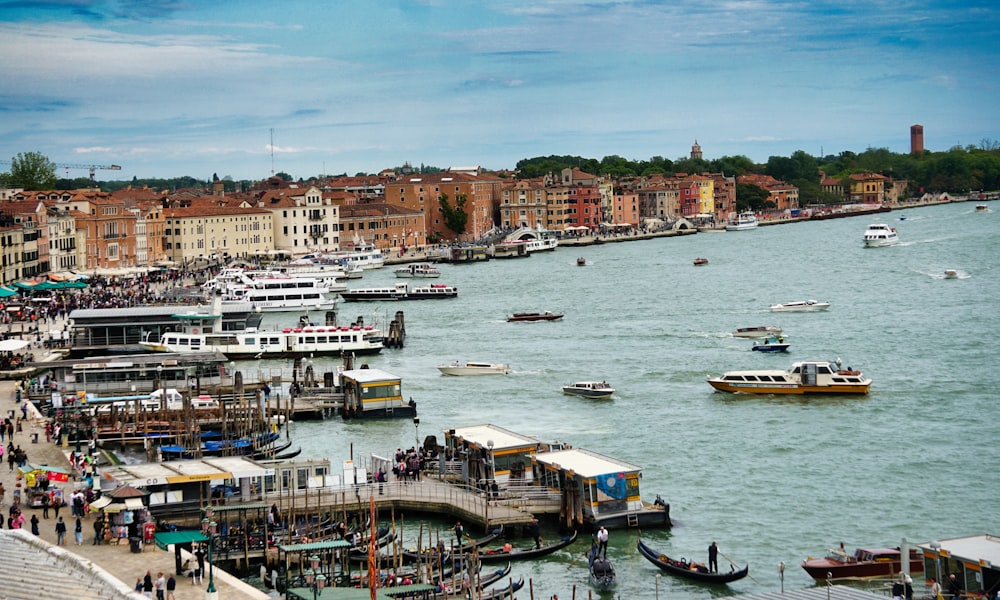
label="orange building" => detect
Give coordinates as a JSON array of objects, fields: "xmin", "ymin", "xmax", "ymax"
[{"xmin": 389, "ymin": 171, "xmax": 501, "ymax": 242}]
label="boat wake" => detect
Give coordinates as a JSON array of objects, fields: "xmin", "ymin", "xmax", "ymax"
[{"xmin": 921, "ymin": 268, "xmax": 970, "ymax": 280}]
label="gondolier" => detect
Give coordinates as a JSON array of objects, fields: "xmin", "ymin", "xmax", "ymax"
[
  {"xmin": 709, "ymin": 541, "xmax": 719, "ymax": 573},
  {"xmin": 597, "ymin": 526, "xmax": 609, "ymax": 558}
]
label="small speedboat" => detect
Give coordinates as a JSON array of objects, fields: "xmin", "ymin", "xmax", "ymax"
[
  {"xmin": 975, "ymin": 204, "xmax": 989, "ymax": 212},
  {"xmin": 693, "ymin": 257, "xmax": 709, "ymax": 266},
  {"xmin": 437, "ymin": 361, "xmax": 511, "ymax": 376},
  {"xmin": 577, "ymin": 257, "xmax": 587, "ymax": 266},
  {"xmin": 770, "ymin": 300, "xmax": 830, "ymax": 312},
  {"xmin": 801, "ymin": 546, "xmax": 924, "ymax": 581},
  {"xmin": 733, "ymin": 326, "xmax": 782, "ymax": 339},
  {"xmin": 508, "ymin": 311, "xmax": 564, "ymax": 322},
  {"xmin": 944, "ymin": 269, "xmax": 959, "ymax": 279},
  {"xmin": 562, "ymin": 381, "xmax": 615, "ymax": 399}
]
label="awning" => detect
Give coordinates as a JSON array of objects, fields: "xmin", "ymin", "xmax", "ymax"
[
  {"xmin": 0, "ymin": 339, "xmax": 30, "ymax": 352},
  {"xmin": 90, "ymin": 496, "xmax": 113, "ymax": 510},
  {"xmin": 124, "ymin": 497, "xmax": 145, "ymax": 509},
  {"xmin": 154, "ymin": 530, "xmax": 209, "ymax": 551}
]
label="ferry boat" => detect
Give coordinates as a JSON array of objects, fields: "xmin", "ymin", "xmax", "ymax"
[
  {"xmin": 801, "ymin": 545, "xmax": 924, "ymax": 580},
  {"xmin": 726, "ymin": 211, "xmax": 759, "ymax": 231},
  {"xmin": 862, "ymin": 223, "xmax": 899, "ymax": 247},
  {"xmin": 394, "ymin": 263, "xmax": 441, "ymax": 278},
  {"xmin": 525, "ymin": 237, "xmax": 559, "ymax": 252},
  {"xmin": 219, "ymin": 275, "xmax": 338, "ymax": 312},
  {"xmin": 437, "ymin": 361, "xmax": 511, "ymax": 376},
  {"xmin": 706, "ymin": 359, "xmax": 871, "ymax": 395},
  {"xmin": 205, "ymin": 267, "xmax": 347, "ymax": 294},
  {"xmin": 770, "ymin": 299, "xmax": 830, "ymax": 312},
  {"xmin": 139, "ymin": 309, "xmax": 383, "ymax": 359},
  {"xmin": 340, "ymin": 282, "xmax": 458, "ymax": 301}
]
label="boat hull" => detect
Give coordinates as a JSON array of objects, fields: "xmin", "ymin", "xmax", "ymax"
[
  {"xmin": 706, "ymin": 380, "xmax": 870, "ymax": 395},
  {"xmin": 751, "ymin": 344, "xmax": 790, "ymax": 353},
  {"xmin": 733, "ymin": 327, "xmax": 782, "ymax": 339},
  {"xmin": 562, "ymin": 387, "xmax": 614, "ymax": 399},
  {"xmin": 637, "ymin": 539, "xmax": 749, "ymax": 584},
  {"xmin": 508, "ymin": 312, "xmax": 564, "ymax": 322},
  {"xmin": 801, "ymin": 552, "xmax": 924, "ymax": 581},
  {"xmin": 438, "ymin": 365, "xmax": 510, "ymax": 376}
]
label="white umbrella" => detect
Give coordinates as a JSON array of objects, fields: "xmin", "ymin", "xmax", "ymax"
[{"xmin": 0, "ymin": 339, "xmax": 30, "ymax": 352}]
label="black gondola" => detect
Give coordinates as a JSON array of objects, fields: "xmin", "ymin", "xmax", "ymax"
[
  {"xmin": 637, "ymin": 538, "xmax": 749, "ymax": 583},
  {"xmin": 479, "ymin": 577, "xmax": 524, "ymax": 600},
  {"xmin": 475, "ymin": 529, "xmax": 579, "ymax": 564},
  {"xmin": 588, "ymin": 542, "xmax": 616, "ymax": 589}
]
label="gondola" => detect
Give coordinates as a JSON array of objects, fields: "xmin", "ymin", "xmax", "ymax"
[
  {"xmin": 479, "ymin": 577, "xmax": 524, "ymax": 600},
  {"xmin": 637, "ymin": 538, "xmax": 749, "ymax": 583},
  {"xmin": 588, "ymin": 542, "xmax": 616, "ymax": 589},
  {"xmin": 401, "ymin": 528, "xmax": 504, "ymax": 563},
  {"xmin": 475, "ymin": 529, "xmax": 578, "ymax": 564}
]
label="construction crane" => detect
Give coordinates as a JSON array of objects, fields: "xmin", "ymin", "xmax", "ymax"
[
  {"xmin": 0, "ymin": 160, "xmax": 122, "ymax": 182},
  {"xmin": 56, "ymin": 163, "xmax": 122, "ymax": 182}
]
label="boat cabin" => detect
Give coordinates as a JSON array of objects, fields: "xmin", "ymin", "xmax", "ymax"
[
  {"xmin": 444, "ymin": 424, "xmax": 545, "ymax": 488},
  {"xmin": 338, "ymin": 368, "xmax": 415, "ymax": 419},
  {"xmin": 531, "ymin": 447, "xmax": 669, "ymax": 529}
]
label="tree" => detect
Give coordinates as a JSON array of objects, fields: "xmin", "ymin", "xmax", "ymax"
[
  {"xmin": 736, "ymin": 183, "xmax": 771, "ymax": 211},
  {"xmin": 438, "ymin": 193, "xmax": 468, "ymax": 237},
  {"xmin": 1, "ymin": 151, "xmax": 57, "ymax": 190}
]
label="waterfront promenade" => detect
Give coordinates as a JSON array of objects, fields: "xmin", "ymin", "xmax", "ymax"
[{"xmin": 0, "ymin": 377, "xmax": 270, "ymax": 599}]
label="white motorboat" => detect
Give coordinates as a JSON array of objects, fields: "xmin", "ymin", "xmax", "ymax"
[
  {"xmin": 706, "ymin": 359, "xmax": 871, "ymax": 395},
  {"xmin": 975, "ymin": 204, "xmax": 989, "ymax": 212},
  {"xmin": 394, "ymin": 263, "xmax": 441, "ymax": 278},
  {"xmin": 944, "ymin": 269, "xmax": 959, "ymax": 279},
  {"xmin": 733, "ymin": 326, "xmax": 783, "ymax": 339},
  {"xmin": 437, "ymin": 361, "xmax": 511, "ymax": 376},
  {"xmin": 562, "ymin": 381, "xmax": 615, "ymax": 399},
  {"xmin": 770, "ymin": 300, "xmax": 830, "ymax": 312},
  {"xmin": 862, "ymin": 223, "xmax": 899, "ymax": 247},
  {"xmin": 726, "ymin": 211, "xmax": 759, "ymax": 231}
]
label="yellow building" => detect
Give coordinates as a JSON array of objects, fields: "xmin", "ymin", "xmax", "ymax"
[{"xmin": 163, "ymin": 206, "xmax": 273, "ymax": 264}]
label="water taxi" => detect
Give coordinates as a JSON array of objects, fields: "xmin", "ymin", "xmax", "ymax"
[
  {"xmin": 975, "ymin": 204, "xmax": 989, "ymax": 212},
  {"xmin": 770, "ymin": 300, "xmax": 830, "ymax": 312},
  {"xmin": 733, "ymin": 326, "xmax": 782, "ymax": 339},
  {"xmin": 801, "ymin": 545, "xmax": 924, "ymax": 580},
  {"xmin": 706, "ymin": 359, "xmax": 871, "ymax": 394},
  {"xmin": 437, "ymin": 361, "xmax": 511, "ymax": 376},
  {"xmin": 562, "ymin": 381, "xmax": 615, "ymax": 399}
]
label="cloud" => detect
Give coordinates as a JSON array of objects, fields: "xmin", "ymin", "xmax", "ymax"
[{"xmin": 73, "ymin": 146, "xmax": 112, "ymax": 153}]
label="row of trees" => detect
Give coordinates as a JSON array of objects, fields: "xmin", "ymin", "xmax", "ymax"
[{"xmin": 5, "ymin": 145, "xmax": 1000, "ymax": 201}]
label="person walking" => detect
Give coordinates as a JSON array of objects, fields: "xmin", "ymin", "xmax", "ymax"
[
  {"xmin": 708, "ymin": 541, "xmax": 719, "ymax": 573},
  {"xmin": 74, "ymin": 517, "xmax": 83, "ymax": 545},
  {"xmin": 55, "ymin": 516, "xmax": 67, "ymax": 545},
  {"xmin": 597, "ymin": 526, "xmax": 609, "ymax": 558},
  {"xmin": 142, "ymin": 571, "xmax": 154, "ymax": 599},
  {"xmin": 30, "ymin": 513, "xmax": 39, "ymax": 535},
  {"xmin": 165, "ymin": 573, "xmax": 176, "ymax": 600},
  {"xmin": 154, "ymin": 572, "xmax": 165, "ymax": 600}
]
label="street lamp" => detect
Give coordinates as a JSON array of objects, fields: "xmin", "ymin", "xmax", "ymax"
[
  {"xmin": 655, "ymin": 573, "xmax": 661, "ymax": 600},
  {"xmin": 486, "ymin": 440, "xmax": 495, "ymax": 480},
  {"xmin": 306, "ymin": 555, "xmax": 326, "ymax": 599},
  {"xmin": 413, "ymin": 416, "xmax": 420, "ymax": 446},
  {"xmin": 930, "ymin": 541, "xmax": 942, "ymax": 584},
  {"xmin": 206, "ymin": 520, "xmax": 218, "ymax": 598}
]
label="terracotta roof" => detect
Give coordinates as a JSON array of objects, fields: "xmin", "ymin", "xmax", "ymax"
[{"xmin": 164, "ymin": 206, "xmax": 270, "ymax": 218}]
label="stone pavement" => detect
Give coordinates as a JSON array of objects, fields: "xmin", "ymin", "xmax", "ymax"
[{"xmin": 0, "ymin": 378, "xmax": 270, "ymax": 599}]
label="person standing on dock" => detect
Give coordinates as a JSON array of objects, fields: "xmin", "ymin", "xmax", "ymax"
[
  {"xmin": 597, "ymin": 526, "xmax": 609, "ymax": 558},
  {"xmin": 708, "ymin": 541, "xmax": 719, "ymax": 573}
]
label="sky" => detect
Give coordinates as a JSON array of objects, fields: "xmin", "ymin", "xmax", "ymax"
[{"xmin": 1, "ymin": 0, "xmax": 998, "ymax": 182}]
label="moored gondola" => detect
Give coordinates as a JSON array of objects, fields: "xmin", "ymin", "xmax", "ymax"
[
  {"xmin": 475, "ymin": 529, "xmax": 579, "ymax": 564},
  {"xmin": 637, "ymin": 538, "xmax": 749, "ymax": 583},
  {"xmin": 588, "ymin": 542, "xmax": 616, "ymax": 589}
]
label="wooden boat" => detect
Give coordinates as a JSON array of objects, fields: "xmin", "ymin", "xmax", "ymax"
[
  {"xmin": 475, "ymin": 529, "xmax": 579, "ymax": 563},
  {"xmin": 507, "ymin": 311, "xmax": 564, "ymax": 322},
  {"xmin": 637, "ymin": 539, "xmax": 749, "ymax": 583},
  {"xmin": 359, "ymin": 529, "xmax": 503, "ymax": 565},
  {"xmin": 801, "ymin": 546, "xmax": 924, "ymax": 580},
  {"xmin": 588, "ymin": 542, "xmax": 616, "ymax": 589},
  {"xmin": 480, "ymin": 577, "xmax": 524, "ymax": 600},
  {"xmin": 693, "ymin": 257, "xmax": 709, "ymax": 266},
  {"xmin": 733, "ymin": 325, "xmax": 782, "ymax": 339}
]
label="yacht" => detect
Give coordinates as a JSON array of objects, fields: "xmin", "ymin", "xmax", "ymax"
[
  {"xmin": 726, "ymin": 211, "xmax": 759, "ymax": 231},
  {"xmin": 562, "ymin": 381, "xmax": 615, "ymax": 399},
  {"xmin": 706, "ymin": 359, "xmax": 871, "ymax": 395},
  {"xmin": 862, "ymin": 223, "xmax": 899, "ymax": 247}
]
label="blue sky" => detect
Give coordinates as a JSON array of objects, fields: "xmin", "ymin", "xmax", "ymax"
[{"xmin": 1, "ymin": 0, "xmax": 997, "ymax": 181}]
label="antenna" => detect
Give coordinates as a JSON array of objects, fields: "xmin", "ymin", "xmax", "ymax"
[{"xmin": 270, "ymin": 128, "xmax": 275, "ymax": 176}]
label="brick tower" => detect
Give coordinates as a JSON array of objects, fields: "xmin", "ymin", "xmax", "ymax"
[{"xmin": 910, "ymin": 124, "xmax": 924, "ymax": 154}]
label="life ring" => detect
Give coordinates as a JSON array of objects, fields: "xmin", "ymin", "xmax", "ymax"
[{"xmin": 192, "ymin": 327, "xmax": 200, "ymax": 334}]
